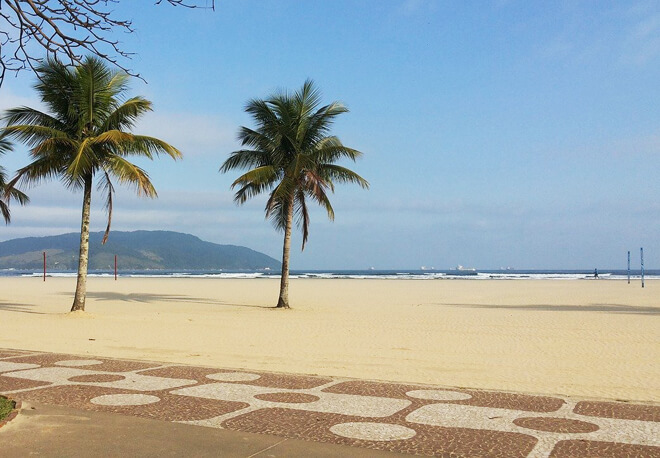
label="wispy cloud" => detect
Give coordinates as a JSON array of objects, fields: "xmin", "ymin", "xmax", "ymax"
[
  {"xmin": 532, "ymin": 1, "xmax": 660, "ymax": 67},
  {"xmin": 1, "ymin": 184, "xmax": 283, "ymax": 258},
  {"xmin": 397, "ymin": 0, "xmax": 438, "ymax": 16},
  {"xmin": 133, "ymin": 111, "xmax": 239, "ymax": 157},
  {"xmin": 4, "ymin": 184, "xmax": 658, "ymax": 269},
  {"xmin": 621, "ymin": 9, "xmax": 660, "ymax": 65},
  {"xmin": 0, "ymin": 89, "xmax": 42, "ymax": 112},
  {"xmin": 0, "ymin": 88, "xmax": 240, "ymax": 162}
]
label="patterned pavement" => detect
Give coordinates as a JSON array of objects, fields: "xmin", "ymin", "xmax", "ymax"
[{"xmin": 1, "ymin": 348, "xmax": 658, "ymax": 457}]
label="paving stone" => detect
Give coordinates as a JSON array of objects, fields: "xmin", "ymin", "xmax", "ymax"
[
  {"xmin": 574, "ymin": 400, "xmax": 660, "ymax": 422},
  {"xmin": 324, "ymin": 380, "xmax": 566, "ymax": 412},
  {"xmin": 0, "ymin": 375, "xmax": 51, "ymax": 391},
  {"xmin": 139, "ymin": 365, "xmax": 333, "ymax": 389},
  {"xmin": 0, "ymin": 361, "xmax": 41, "ymax": 373},
  {"xmin": 549, "ymin": 440, "xmax": 660, "ymax": 457},
  {"xmin": 513, "ymin": 417, "xmax": 599, "ymax": 433},
  {"xmin": 1, "ymin": 348, "xmax": 659, "ymax": 457},
  {"xmin": 6, "ymin": 366, "xmax": 196, "ymax": 391},
  {"xmin": 222, "ymin": 408, "xmax": 538, "ymax": 457},
  {"xmin": 0, "ymin": 350, "xmax": 35, "ymax": 359},
  {"xmin": 8, "ymin": 353, "xmax": 161, "ymax": 372},
  {"xmin": 17, "ymin": 384, "xmax": 249, "ymax": 422}
]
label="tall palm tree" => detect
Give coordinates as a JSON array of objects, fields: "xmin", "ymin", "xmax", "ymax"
[
  {"xmin": 0, "ymin": 137, "xmax": 29, "ymax": 223},
  {"xmin": 1, "ymin": 57, "xmax": 182, "ymax": 312},
  {"xmin": 220, "ymin": 80, "xmax": 368, "ymax": 308}
]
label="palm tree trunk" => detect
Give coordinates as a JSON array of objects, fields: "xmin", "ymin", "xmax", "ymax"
[
  {"xmin": 71, "ymin": 174, "xmax": 93, "ymax": 312},
  {"xmin": 276, "ymin": 196, "xmax": 294, "ymax": 309}
]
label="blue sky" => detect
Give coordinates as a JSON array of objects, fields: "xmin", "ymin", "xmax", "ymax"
[{"xmin": 1, "ymin": 0, "xmax": 659, "ymax": 269}]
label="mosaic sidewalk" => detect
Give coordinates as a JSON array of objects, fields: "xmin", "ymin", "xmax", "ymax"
[{"xmin": 0, "ymin": 349, "xmax": 658, "ymax": 457}]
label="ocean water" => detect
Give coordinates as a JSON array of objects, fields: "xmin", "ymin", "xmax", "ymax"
[{"xmin": 3, "ymin": 268, "xmax": 659, "ymax": 281}]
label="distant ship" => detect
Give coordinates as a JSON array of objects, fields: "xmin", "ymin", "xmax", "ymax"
[
  {"xmin": 446, "ymin": 265, "xmax": 478, "ymax": 276},
  {"xmin": 455, "ymin": 265, "xmax": 476, "ymax": 272}
]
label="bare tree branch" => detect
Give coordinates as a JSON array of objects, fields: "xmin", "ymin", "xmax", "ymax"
[{"xmin": 0, "ymin": 0, "xmax": 215, "ymax": 87}]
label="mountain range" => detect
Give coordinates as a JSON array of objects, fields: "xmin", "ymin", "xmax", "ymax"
[{"xmin": 0, "ymin": 231, "xmax": 281, "ymax": 271}]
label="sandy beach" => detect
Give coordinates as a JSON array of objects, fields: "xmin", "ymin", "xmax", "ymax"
[{"xmin": 1, "ymin": 277, "xmax": 657, "ymax": 403}]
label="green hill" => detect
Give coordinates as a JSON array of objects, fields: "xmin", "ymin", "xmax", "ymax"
[{"xmin": 0, "ymin": 231, "xmax": 280, "ymax": 271}]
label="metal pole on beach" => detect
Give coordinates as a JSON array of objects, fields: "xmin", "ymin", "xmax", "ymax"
[
  {"xmin": 627, "ymin": 251, "xmax": 631, "ymax": 284},
  {"xmin": 640, "ymin": 247, "xmax": 645, "ymax": 288},
  {"xmin": 43, "ymin": 251, "xmax": 46, "ymax": 281},
  {"xmin": 114, "ymin": 255, "xmax": 117, "ymax": 281}
]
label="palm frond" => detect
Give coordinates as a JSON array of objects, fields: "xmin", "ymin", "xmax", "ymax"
[
  {"xmin": 0, "ymin": 200, "xmax": 9, "ymax": 224},
  {"xmin": 104, "ymin": 97, "xmax": 153, "ymax": 131},
  {"xmin": 318, "ymin": 164, "xmax": 370, "ymax": 189},
  {"xmin": 105, "ymin": 156, "xmax": 157, "ymax": 198},
  {"xmin": 0, "ymin": 136, "xmax": 12, "ymax": 154},
  {"xmin": 1, "ymin": 107, "xmax": 66, "ymax": 132},
  {"xmin": 127, "ymin": 135, "xmax": 182, "ymax": 160},
  {"xmin": 1, "ymin": 164, "xmax": 31, "ymax": 224},
  {"xmin": 8, "ymin": 187, "xmax": 30, "ymax": 205},
  {"xmin": 294, "ymin": 189, "xmax": 310, "ymax": 250},
  {"xmin": 244, "ymin": 99, "xmax": 279, "ymax": 129},
  {"xmin": 296, "ymin": 79, "xmax": 323, "ymax": 120},
  {"xmin": 265, "ymin": 186, "xmax": 288, "ymax": 232},
  {"xmin": 30, "ymin": 137, "xmax": 78, "ymax": 160},
  {"xmin": 312, "ymin": 137, "xmax": 363, "ymax": 163},
  {"xmin": 300, "ymin": 103, "xmax": 348, "ymax": 149},
  {"xmin": 75, "ymin": 57, "xmax": 119, "ymax": 130},
  {"xmin": 1, "ymin": 124, "xmax": 71, "ymax": 151},
  {"xmin": 98, "ymin": 170, "xmax": 115, "ymax": 244},
  {"xmin": 231, "ymin": 165, "xmax": 278, "ymax": 204},
  {"xmin": 91, "ymin": 130, "xmax": 134, "ymax": 148},
  {"xmin": 8, "ymin": 156, "xmax": 66, "ymax": 190},
  {"xmin": 221, "ymin": 80, "xmax": 368, "ymax": 248},
  {"xmin": 3, "ymin": 56, "xmax": 178, "ymax": 238},
  {"xmin": 33, "ymin": 58, "xmax": 77, "ymax": 122},
  {"xmin": 237, "ymin": 126, "xmax": 276, "ymax": 153},
  {"xmin": 265, "ymin": 173, "xmax": 297, "ymax": 211},
  {"xmin": 106, "ymin": 70, "xmax": 131, "ymax": 98},
  {"xmin": 67, "ymin": 137, "xmax": 96, "ymax": 179},
  {"xmin": 220, "ymin": 149, "xmax": 272, "ymax": 173},
  {"xmin": 0, "ymin": 155, "xmax": 31, "ymax": 207}
]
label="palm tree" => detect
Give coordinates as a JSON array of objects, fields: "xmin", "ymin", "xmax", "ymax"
[
  {"xmin": 1, "ymin": 57, "xmax": 182, "ymax": 312},
  {"xmin": 220, "ymin": 80, "xmax": 368, "ymax": 308},
  {"xmin": 0, "ymin": 137, "xmax": 29, "ymax": 223}
]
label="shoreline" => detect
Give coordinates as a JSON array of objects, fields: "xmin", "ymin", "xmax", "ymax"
[{"xmin": 1, "ymin": 277, "xmax": 657, "ymax": 403}]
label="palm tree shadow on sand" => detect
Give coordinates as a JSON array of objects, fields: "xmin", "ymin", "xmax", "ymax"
[
  {"xmin": 441, "ymin": 303, "xmax": 660, "ymax": 316},
  {"xmin": 0, "ymin": 301, "xmax": 49, "ymax": 315},
  {"xmin": 68, "ymin": 292, "xmax": 273, "ymax": 309}
]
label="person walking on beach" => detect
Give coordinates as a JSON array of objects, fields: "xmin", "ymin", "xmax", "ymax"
[{"xmin": 594, "ymin": 268, "xmax": 599, "ymax": 279}]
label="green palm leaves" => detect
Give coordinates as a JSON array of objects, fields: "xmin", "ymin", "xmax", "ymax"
[
  {"xmin": 220, "ymin": 80, "xmax": 368, "ymax": 307},
  {"xmin": 1, "ymin": 56, "xmax": 181, "ymax": 311},
  {"xmin": 0, "ymin": 137, "xmax": 29, "ymax": 223},
  {"xmin": 221, "ymin": 80, "xmax": 368, "ymax": 249},
  {"xmin": 2, "ymin": 57, "xmax": 181, "ymax": 241}
]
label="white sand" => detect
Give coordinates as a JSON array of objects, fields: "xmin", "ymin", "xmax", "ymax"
[{"xmin": 1, "ymin": 277, "xmax": 658, "ymax": 402}]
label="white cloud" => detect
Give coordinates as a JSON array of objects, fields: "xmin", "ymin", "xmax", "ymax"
[
  {"xmin": 0, "ymin": 88, "xmax": 43, "ymax": 112},
  {"xmin": 133, "ymin": 111, "xmax": 239, "ymax": 157},
  {"xmin": 620, "ymin": 4, "xmax": 660, "ymax": 65},
  {"xmin": 3, "ymin": 185, "xmax": 659, "ymax": 270},
  {"xmin": 1, "ymin": 184, "xmax": 283, "ymax": 257},
  {"xmin": 1, "ymin": 86, "xmax": 241, "ymax": 158}
]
